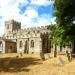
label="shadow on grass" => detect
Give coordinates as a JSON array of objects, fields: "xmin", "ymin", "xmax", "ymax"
[{"xmin": 0, "ymin": 57, "xmax": 42, "ymax": 72}]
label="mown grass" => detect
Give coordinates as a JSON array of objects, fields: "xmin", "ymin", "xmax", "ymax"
[
  {"xmin": 0, "ymin": 53, "xmax": 74, "ymax": 75},
  {"xmin": 0, "ymin": 53, "xmax": 42, "ymax": 72}
]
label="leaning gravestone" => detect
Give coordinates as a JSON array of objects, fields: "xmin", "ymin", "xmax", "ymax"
[
  {"xmin": 58, "ymin": 57, "xmax": 64, "ymax": 65},
  {"xmin": 40, "ymin": 52, "xmax": 45, "ymax": 61}
]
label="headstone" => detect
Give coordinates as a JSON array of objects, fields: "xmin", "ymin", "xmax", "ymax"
[
  {"xmin": 66, "ymin": 50, "xmax": 71, "ymax": 61},
  {"xmin": 58, "ymin": 57, "xmax": 64, "ymax": 65},
  {"xmin": 40, "ymin": 52, "xmax": 45, "ymax": 61},
  {"xmin": 47, "ymin": 53, "xmax": 51, "ymax": 59}
]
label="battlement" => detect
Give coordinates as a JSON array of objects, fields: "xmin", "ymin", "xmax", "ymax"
[
  {"xmin": 12, "ymin": 25, "xmax": 50, "ymax": 34},
  {"xmin": 21, "ymin": 25, "xmax": 50, "ymax": 31},
  {"xmin": 5, "ymin": 19, "xmax": 21, "ymax": 24},
  {"xmin": 4, "ymin": 20, "xmax": 51, "ymax": 39},
  {"xmin": 5, "ymin": 19, "xmax": 51, "ymax": 33}
]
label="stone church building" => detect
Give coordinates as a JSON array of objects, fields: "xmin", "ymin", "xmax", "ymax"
[{"xmin": 0, "ymin": 20, "xmax": 52, "ymax": 53}]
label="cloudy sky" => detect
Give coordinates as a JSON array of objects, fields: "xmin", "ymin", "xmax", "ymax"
[{"xmin": 0, "ymin": 0, "xmax": 55, "ymax": 36}]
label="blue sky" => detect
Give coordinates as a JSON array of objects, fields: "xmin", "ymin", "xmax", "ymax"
[{"xmin": 0, "ymin": 0, "xmax": 55, "ymax": 36}]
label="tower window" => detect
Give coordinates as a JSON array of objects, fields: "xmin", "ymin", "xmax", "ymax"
[{"xmin": 7, "ymin": 25, "xmax": 9, "ymax": 29}]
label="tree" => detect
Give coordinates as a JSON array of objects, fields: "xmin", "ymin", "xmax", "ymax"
[
  {"xmin": 54, "ymin": 0, "xmax": 75, "ymax": 53},
  {"xmin": 50, "ymin": 25, "xmax": 64, "ymax": 57}
]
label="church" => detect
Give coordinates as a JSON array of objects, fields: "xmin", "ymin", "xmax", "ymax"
[{"xmin": 0, "ymin": 20, "xmax": 52, "ymax": 53}]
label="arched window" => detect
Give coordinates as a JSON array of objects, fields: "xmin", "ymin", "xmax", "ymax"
[
  {"xmin": 31, "ymin": 40, "xmax": 34, "ymax": 47},
  {"xmin": 25, "ymin": 40, "xmax": 28, "ymax": 51},
  {"xmin": 25, "ymin": 40, "xmax": 27, "ymax": 47},
  {"xmin": 20, "ymin": 41, "xmax": 22, "ymax": 48},
  {"xmin": 0, "ymin": 42, "xmax": 3, "ymax": 50}
]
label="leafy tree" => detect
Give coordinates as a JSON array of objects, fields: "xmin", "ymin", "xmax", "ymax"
[
  {"xmin": 54, "ymin": 0, "xmax": 75, "ymax": 53},
  {"xmin": 50, "ymin": 25, "xmax": 64, "ymax": 57}
]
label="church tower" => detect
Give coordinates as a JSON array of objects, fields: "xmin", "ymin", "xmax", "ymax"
[
  {"xmin": 5, "ymin": 20, "xmax": 21, "ymax": 33},
  {"xmin": 4, "ymin": 20, "xmax": 21, "ymax": 39}
]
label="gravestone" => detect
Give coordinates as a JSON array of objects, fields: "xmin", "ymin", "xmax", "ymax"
[
  {"xmin": 66, "ymin": 50, "xmax": 72, "ymax": 61},
  {"xmin": 40, "ymin": 52, "xmax": 45, "ymax": 61},
  {"xmin": 58, "ymin": 57, "xmax": 64, "ymax": 65}
]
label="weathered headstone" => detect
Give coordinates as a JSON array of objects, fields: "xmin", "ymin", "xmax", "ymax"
[
  {"xmin": 40, "ymin": 52, "xmax": 45, "ymax": 61},
  {"xmin": 66, "ymin": 50, "xmax": 71, "ymax": 62},
  {"xmin": 47, "ymin": 53, "xmax": 51, "ymax": 59},
  {"xmin": 58, "ymin": 57, "xmax": 64, "ymax": 65}
]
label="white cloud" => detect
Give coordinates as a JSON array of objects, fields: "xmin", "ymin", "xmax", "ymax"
[
  {"xmin": 0, "ymin": 0, "xmax": 55, "ymax": 36},
  {"xmin": 24, "ymin": 7, "xmax": 38, "ymax": 18},
  {"xmin": 31, "ymin": 0, "xmax": 54, "ymax": 6}
]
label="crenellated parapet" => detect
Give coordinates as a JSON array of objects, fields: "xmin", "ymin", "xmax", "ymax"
[{"xmin": 4, "ymin": 20, "xmax": 51, "ymax": 39}]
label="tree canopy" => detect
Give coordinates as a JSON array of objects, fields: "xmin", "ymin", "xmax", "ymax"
[
  {"xmin": 50, "ymin": 25, "xmax": 64, "ymax": 45},
  {"xmin": 54, "ymin": 0, "xmax": 75, "ymax": 43}
]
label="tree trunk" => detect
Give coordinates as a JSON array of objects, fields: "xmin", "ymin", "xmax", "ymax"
[
  {"xmin": 54, "ymin": 44, "xmax": 57, "ymax": 57},
  {"xmin": 60, "ymin": 45, "xmax": 62, "ymax": 52},
  {"xmin": 71, "ymin": 41, "xmax": 75, "ymax": 54}
]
